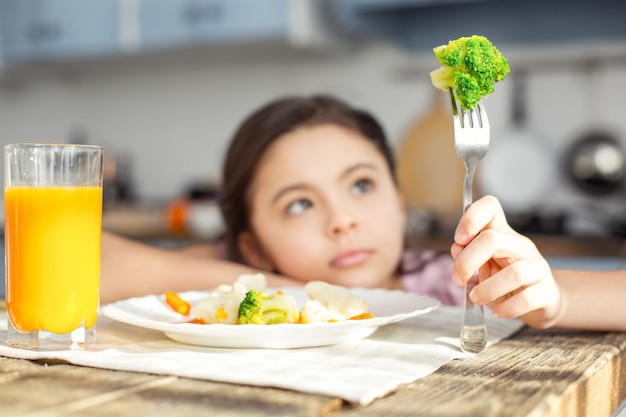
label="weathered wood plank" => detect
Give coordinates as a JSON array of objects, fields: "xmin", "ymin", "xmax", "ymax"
[
  {"xmin": 0, "ymin": 357, "xmax": 171, "ymax": 415},
  {"xmin": 325, "ymin": 327, "xmax": 626, "ymax": 417},
  {"xmin": 74, "ymin": 377, "xmax": 342, "ymax": 417},
  {"xmin": 0, "ymin": 356, "xmax": 341, "ymax": 417}
]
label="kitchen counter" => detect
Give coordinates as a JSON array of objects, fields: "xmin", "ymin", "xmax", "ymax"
[
  {"xmin": 102, "ymin": 201, "xmax": 224, "ymax": 242},
  {"xmin": 102, "ymin": 202, "xmax": 173, "ymax": 240},
  {"xmin": 413, "ymin": 232, "xmax": 626, "ymax": 258}
]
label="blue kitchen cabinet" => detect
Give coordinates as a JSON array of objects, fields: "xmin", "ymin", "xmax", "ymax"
[
  {"xmin": 331, "ymin": 0, "xmax": 626, "ymax": 51},
  {"xmin": 0, "ymin": 0, "xmax": 324, "ymax": 67},
  {"xmin": 0, "ymin": 0, "xmax": 120, "ymax": 65},
  {"xmin": 138, "ymin": 0, "xmax": 289, "ymax": 52}
]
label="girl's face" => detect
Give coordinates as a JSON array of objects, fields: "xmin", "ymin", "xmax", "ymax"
[{"xmin": 239, "ymin": 124, "xmax": 406, "ymax": 289}]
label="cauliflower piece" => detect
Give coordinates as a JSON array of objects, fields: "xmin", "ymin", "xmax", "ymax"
[
  {"xmin": 190, "ymin": 282, "xmax": 247, "ymax": 324},
  {"xmin": 235, "ymin": 273, "xmax": 267, "ymax": 292},
  {"xmin": 299, "ymin": 281, "xmax": 369, "ymax": 323},
  {"xmin": 299, "ymin": 300, "xmax": 346, "ymax": 324}
]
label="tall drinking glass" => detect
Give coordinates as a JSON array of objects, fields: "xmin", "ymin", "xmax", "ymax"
[{"xmin": 4, "ymin": 144, "xmax": 103, "ymax": 350}]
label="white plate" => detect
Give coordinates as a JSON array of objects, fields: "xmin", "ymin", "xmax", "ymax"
[{"xmin": 102, "ymin": 288, "xmax": 440, "ymax": 349}]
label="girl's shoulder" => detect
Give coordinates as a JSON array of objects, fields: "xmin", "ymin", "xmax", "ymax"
[
  {"xmin": 400, "ymin": 247, "xmax": 453, "ymax": 273},
  {"xmin": 399, "ymin": 248, "xmax": 464, "ymax": 306}
]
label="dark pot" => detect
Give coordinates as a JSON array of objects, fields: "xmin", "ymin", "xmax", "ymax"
[{"xmin": 566, "ymin": 130, "xmax": 625, "ymax": 195}]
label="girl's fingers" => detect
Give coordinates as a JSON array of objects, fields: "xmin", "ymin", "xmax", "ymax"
[
  {"xmin": 451, "ymin": 228, "xmax": 539, "ymax": 284},
  {"xmin": 454, "ymin": 195, "xmax": 511, "ymax": 246},
  {"xmin": 469, "ymin": 258, "xmax": 551, "ymax": 305},
  {"xmin": 488, "ymin": 277, "xmax": 561, "ymax": 325}
]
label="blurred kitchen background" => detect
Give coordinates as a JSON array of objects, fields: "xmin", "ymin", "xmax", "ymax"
[{"xmin": 2, "ymin": 0, "xmax": 626, "ymax": 287}]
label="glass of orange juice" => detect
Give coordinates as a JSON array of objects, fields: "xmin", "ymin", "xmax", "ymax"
[{"xmin": 4, "ymin": 143, "xmax": 103, "ymax": 350}]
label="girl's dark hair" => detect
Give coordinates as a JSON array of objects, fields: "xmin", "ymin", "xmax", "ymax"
[{"xmin": 219, "ymin": 94, "xmax": 396, "ymax": 263}]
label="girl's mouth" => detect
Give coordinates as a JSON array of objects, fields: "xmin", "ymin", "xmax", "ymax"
[{"xmin": 331, "ymin": 249, "xmax": 373, "ymax": 269}]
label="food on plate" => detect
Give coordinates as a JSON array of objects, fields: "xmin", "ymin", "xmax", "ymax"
[
  {"xmin": 189, "ymin": 282, "xmax": 248, "ymax": 324},
  {"xmin": 186, "ymin": 273, "xmax": 269, "ymax": 324},
  {"xmin": 165, "ymin": 291, "xmax": 191, "ymax": 316},
  {"xmin": 237, "ymin": 289, "xmax": 299, "ymax": 324},
  {"xmin": 300, "ymin": 281, "xmax": 369, "ymax": 323},
  {"xmin": 430, "ymin": 35, "xmax": 510, "ymax": 110},
  {"xmin": 234, "ymin": 272, "xmax": 267, "ymax": 292},
  {"xmin": 167, "ymin": 275, "xmax": 373, "ymax": 325}
]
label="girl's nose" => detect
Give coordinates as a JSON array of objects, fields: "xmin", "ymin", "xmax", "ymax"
[{"xmin": 327, "ymin": 210, "xmax": 358, "ymax": 237}]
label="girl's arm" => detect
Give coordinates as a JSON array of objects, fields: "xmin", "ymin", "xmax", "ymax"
[
  {"xmin": 551, "ymin": 269, "xmax": 626, "ymax": 331},
  {"xmin": 100, "ymin": 231, "xmax": 300, "ymax": 303}
]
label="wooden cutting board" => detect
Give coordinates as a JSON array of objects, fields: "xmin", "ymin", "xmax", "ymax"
[{"xmin": 395, "ymin": 91, "xmax": 465, "ymax": 227}]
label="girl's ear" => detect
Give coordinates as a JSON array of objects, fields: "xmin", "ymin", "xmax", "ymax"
[{"xmin": 237, "ymin": 232, "xmax": 275, "ymax": 271}]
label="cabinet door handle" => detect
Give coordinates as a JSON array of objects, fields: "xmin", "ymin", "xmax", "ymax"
[
  {"xmin": 182, "ymin": 2, "xmax": 222, "ymax": 26},
  {"xmin": 25, "ymin": 22, "xmax": 62, "ymax": 43}
]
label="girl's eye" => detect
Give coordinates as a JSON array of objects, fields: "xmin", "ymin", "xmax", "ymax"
[
  {"xmin": 286, "ymin": 198, "xmax": 313, "ymax": 216},
  {"xmin": 351, "ymin": 178, "xmax": 374, "ymax": 195}
]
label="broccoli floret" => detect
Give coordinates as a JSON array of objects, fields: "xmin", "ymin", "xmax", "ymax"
[
  {"xmin": 430, "ymin": 35, "xmax": 510, "ymax": 110},
  {"xmin": 237, "ymin": 290, "xmax": 299, "ymax": 325},
  {"xmin": 237, "ymin": 290, "xmax": 264, "ymax": 324}
]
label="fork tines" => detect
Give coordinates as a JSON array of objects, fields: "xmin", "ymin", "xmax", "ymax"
[{"xmin": 449, "ymin": 90, "xmax": 489, "ymax": 129}]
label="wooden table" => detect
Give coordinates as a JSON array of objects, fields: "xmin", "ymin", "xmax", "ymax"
[{"xmin": 1, "ymin": 304, "xmax": 625, "ymax": 417}]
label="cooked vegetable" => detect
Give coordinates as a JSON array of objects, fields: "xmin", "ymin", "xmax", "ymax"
[
  {"xmin": 299, "ymin": 281, "xmax": 369, "ymax": 324},
  {"xmin": 175, "ymin": 274, "xmax": 372, "ymax": 326},
  {"xmin": 237, "ymin": 290, "xmax": 299, "ymax": 325},
  {"xmin": 430, "ymin": 35, "xmax": 510, "ymax": 110},
  {"xmin": 348, "ymin": 312, "xmax": 375, "ymax": 320},
  {"xmin": 165, "ymin": 291, "xmax": 191, "ymax": 316},
  {"xmin": 236, "ymin": 273, "xmax": 267, "ymax": 292},
  {"xmin": 190, "ymin": 282, "xmax": 248, "ymax": 324},
  {"xmin": 237, "ymin": 290, "xmax": 263, "ymax": 324}
]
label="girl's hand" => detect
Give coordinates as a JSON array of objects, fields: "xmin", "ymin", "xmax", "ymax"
[{"xmin": 450, "ymin": 195, "xmax": 562, "ymax": 328}]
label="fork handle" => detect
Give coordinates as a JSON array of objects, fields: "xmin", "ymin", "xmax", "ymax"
[
  {"xmin": 462, "ymin": 161, "xmax": 478, "ymax": 213},
  {"xmin": 460, "ymin": 272, "xmax": 487, "ymax": 353},
  {"xmin": 460, "ymin": 160, "xmax": 487, "ymax": 353}
]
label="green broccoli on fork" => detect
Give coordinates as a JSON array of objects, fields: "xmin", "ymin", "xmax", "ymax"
[{"xmin": 430, "ymin": 35, "xmax": 510, "ymax": 110}]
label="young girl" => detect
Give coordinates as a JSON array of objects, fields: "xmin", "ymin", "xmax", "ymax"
[
  {"xmin": 218, "ymin": 94, "xmax": 463, "ymax": 304},
  {"xmin": 102, "ymin": 94, "xmax": 463, "ymax": 305}
]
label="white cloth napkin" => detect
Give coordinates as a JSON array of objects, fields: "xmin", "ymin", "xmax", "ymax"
[{"xmin": 0, "ymin": 306, "xmax": 523, "ymax": 405}]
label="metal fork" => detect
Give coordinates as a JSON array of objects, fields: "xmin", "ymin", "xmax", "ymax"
[{"xmin": 449, "ymin": 89, "xmax": 490, "ymax": 353}]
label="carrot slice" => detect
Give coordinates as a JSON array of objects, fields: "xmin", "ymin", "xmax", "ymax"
[
  {"xmin": 165, "ymin": 291, "xmax": 191, "ymax": 316},
  {"xmin": 348, "ymin": 312, "xmax": 375, "ymax": 320}
]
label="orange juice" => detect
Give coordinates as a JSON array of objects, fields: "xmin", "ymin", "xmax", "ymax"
[{"xmin": 5, "ymin": 186, "xmax": 102, "ymax": 334}]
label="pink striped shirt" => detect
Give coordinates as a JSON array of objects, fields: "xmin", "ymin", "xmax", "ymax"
[{"xmin": 399, "ymin": 249, "xmax": 465, "ymax": 306}]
